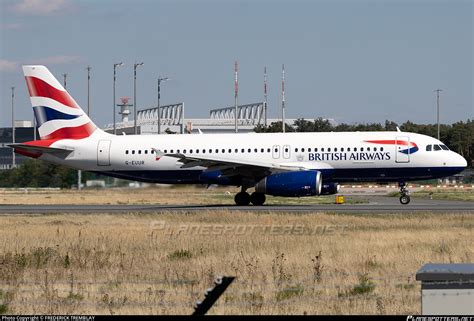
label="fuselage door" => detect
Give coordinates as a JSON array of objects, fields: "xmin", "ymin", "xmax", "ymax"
[
  {"xmin": 97, "ymin": 140, "xmax": 111, "ymax": 166},
  {"xmin": 283, "ymin": 145, "xmax": 291, "ymax": 159},
  {"xmin": 395, "ymin": 136, "xmax": 410, "ymax": 163},
  {"xmin": 272, "ymin": 145, "xmax": 280, "ymax": 159}
]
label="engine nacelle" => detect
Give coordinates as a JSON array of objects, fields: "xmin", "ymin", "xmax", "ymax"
[
  {"xmin": 255, "ymin": 171, "xmax": 322, "ymax": 197},
  {"xmin": 320, "ymin": 183, "xmax": 340, "ymax": 195}
]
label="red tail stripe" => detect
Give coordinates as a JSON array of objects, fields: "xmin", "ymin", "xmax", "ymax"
[
  {"xmin": 364, "ymin": 140, "xmax": 416, "ymax": 147},
  {"xmin": 42, "ymin": 122, "xmax": 96, "ymax": 141},
  {"xmin": 25, "ymin": 76, "xmax": 79, "ymax": 109}
]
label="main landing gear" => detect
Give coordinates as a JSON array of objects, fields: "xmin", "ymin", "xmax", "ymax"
[
  {"xmin": 234, "ymin": 190, "xmax": 266, "ymax": 206},
  {"xmin": 399, "ymin": 182, "xmax": 410, "ymax": 205}
]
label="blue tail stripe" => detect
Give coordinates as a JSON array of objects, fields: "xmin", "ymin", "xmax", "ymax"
[{"xmin": 33, "ymin": 106, "xmax": 80, "ymax": 126}]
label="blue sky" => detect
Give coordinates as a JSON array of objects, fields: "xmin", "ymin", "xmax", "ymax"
[{"xmin": 0, "ymin": 0, "xmax": 472, "ymax": 128}]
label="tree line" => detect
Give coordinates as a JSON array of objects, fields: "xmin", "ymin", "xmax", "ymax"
[{"xmin": 255, "ymin": 118, "xmax": 473, "ymax": 166}]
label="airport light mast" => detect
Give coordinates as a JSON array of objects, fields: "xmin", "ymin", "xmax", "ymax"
[
  {"xmin": 234, "ymin": 61, "xmax": 239, "ymax": 133},
  {"xmin": 157, "ymin": 76, "xmax": 170, "ymax": 134},
  {"xmin": 281, "ymin": 64, "xmax": 285, "ymax": 133},
  {"xmin": 434, "ymin": 89, "xmax": 442, "ymax": 140},
  {"xmin": 134, "ymin": 62, "xmax": 144, "ymax": 135},
  {"xmin": 264, "ymin": 66, "xmax": 268, "ymax": 128},
  {"xmin": 113, "ymin": 62, "xmax": 124, "ymax": 135},
  {"xmin": 11, "ymin": 86, "xmax": 15, "ymax": 169}
]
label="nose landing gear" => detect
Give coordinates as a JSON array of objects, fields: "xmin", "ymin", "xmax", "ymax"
[{"xmin": 399, "ymin": 182, "xmax": 411, "ymax": 205}]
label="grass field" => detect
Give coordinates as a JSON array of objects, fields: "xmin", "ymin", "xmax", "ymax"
[
  {"xmin": 0, "ymin": 186, "xmax": 367, "ymax": 205},
  {"xmin": 0, "ymin": 209, "xmax": 472, "ymax": 315}
]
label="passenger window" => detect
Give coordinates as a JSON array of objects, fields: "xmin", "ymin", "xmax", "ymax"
[
  {"xmin": 228, "ymin": 149, "xmax": 232, "ymax": 153},
  {"xmin": 170, "ymin": 150, "xmax": 174, "ymax": 153},
  {"xmin": 295, "ymin": 148, "xmax": 299, "ymax": 152},
  {"xmin": 334, "ymin": 148, "xmax": 337, "ymax": 152},
  {"xmin": 426, "ymin": 145, "xmax": 432, "ymax": 151},
  {"xmin": 367, "ymin": 147, "xmax": 370, "ymax": 151},
  {"xmin": 196, "ymin": 149, "xmax": 199, "ymax": 154},
  {"xmin": 190, "ymin": 149, "xmax": 193, "ymax": 153},
  {"xmin": 434, "ymin": 145, "xmax": 441, "ymax": 151},
  {"xmin": 341, "ymin": 148, "xmax": 344, "ymax": 152},
  {"xmin": 347, "ymin": 148, "xmax": 351, "ymax": 152},
  {"xmin": 267, "ymin": 148, "xmax": 271, "ymax": 153},
  {"xmin": 328, "ymin": 148, "xmax": 331, "ymax": 152},
  {"xmin": 176, "ymin": 150, "xmax": 179, "ymax": 154},
  {"xmin": 315, "ymin": 148, "xmax": 318, "ymax": 152},
  {"xmin": 222, "ymin": 149, "xmax": 225, "ymax": 153},
  {"xmin": 138, "ymin": 150, "xmax": 142, "ymax": 154},
  {"xmin": 151, "ymin": 149, "xmax": 155, "ymax": 154},
  {"xmin": 216, "ymin": 149, "xmax": 219, "ymax": 153},
  {"xmin": 126, "ymin": 150, "xmax": 129, "ymax": 154},
  {"xmin": 441, "ymin": 145, "xmax": 449, "ymax": 151},
  {"xmin": 248, "ymin": 148, "xmax": 251, "ymax": 153},
  {"xmin": 373, "ymin": 147, "xmax": 377, "ymax": 152},
  {"xmin": 308, "ymin": 148, "xmax": 312, "ymax": 152},
  {"xmin": 354, "ymin": 148, "xmax": 357, "ymax": 152},
  {"xmin": 302, "ymin": 148, "xmax": 305, "ymax": 152},
  {"xmin": 254, "ymin": 148, "xmax": 257, "ymax": 153},
  {"xmin": 360, "ymin": 147, "xmax": 364, "ymax": 152},
  {"xmin": 242, "ymin": 148, "xmax": 245, "ymax": 153},
  {"xmin": 380, "ymin": 147, "xmax": 384, "ymax": 151},
  {"xmin": 235, "ymin": 148, "xmax": 238, "ymax": 153},
  {"xmin": 260, "ymin": 148, "xmax": 264, "ymax": 153},
  {"xmin": 183, "ymin": 150, "xmax": 186, "ymax": 154},
  {"xmin": 145, "ymin": 150, "xmax": 148, "ymax": 154},
  {"xmin": 285, "ymin": 148, "xmax": 289, "ymax": 152},
  {"xmin": 321, "ymin": 148, "xmax": 325, "ymax": 152}
]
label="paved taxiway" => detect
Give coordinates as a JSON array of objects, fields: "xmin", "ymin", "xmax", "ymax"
[{"xmin": 0, "ymin": 196, "xmax": 472, "ymax": 214}]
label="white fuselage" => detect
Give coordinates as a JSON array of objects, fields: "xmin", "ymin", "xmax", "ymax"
[{"xmin": 39, "ymin": 130, "xmax": 467, "ymax": 185}]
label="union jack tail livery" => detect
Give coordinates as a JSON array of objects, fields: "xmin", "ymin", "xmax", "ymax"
[{"xmin": 23, "ymin": 65, "xmax": 101, "ymax": 141}]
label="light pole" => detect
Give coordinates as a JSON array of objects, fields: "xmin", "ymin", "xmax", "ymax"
[
  {"xmin": 434, "ymin": 89, "xmax": 442, "ymax": 140},
  {"xmin": 113, "ymin": 62, "xmax": 124, "ymax": 135},
  {"xmin": 234, "ymin": 61, "xmax": 238, "ymax": 133},
  {"xmin": 157, "ymin": 76, "xmax": 169, "ymax": 134},
  {"xmin": 133, "ymin": 62, "xmax": 144, "ymax": 135},
  {"xmin": 86, "ymin": 66, "xmax": 91, "ymax": 116},
  {"xmin": 11, "ymin": 86, "xmax": 15, "ymax": 168},
  {"xmin": 281, "ymin": 64, "xmax": 285, "ymax": 133}
]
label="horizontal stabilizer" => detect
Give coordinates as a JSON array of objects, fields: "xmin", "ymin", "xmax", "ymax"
[{"xmin": 8, "ymin": 143, "xmax": 73, "ymax": 155}]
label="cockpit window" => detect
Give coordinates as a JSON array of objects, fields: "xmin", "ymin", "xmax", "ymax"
[
  {"xmin": 440, "ymin": 145, "xmax": 449, "ymax": 151},
  {"xmin": 433, "ymin": 144, "xmax": 441, "ymax": 151},
  {"xmin": 426, "ymin": 145, "xmax": 432, "ymax": 151}
]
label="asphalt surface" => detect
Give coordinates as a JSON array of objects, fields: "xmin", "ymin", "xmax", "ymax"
[{"xmin": 0, "ymin": 196, "xmax": 472, "ymax": 214}]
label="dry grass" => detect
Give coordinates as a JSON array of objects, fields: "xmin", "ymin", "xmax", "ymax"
[
  {"xmin": 0, "ymin": 186, "xmax": 364, "ymax": 205},
  {"xmin": 0, "ymin": 210, "xmax": 472, "ymax": 315}
]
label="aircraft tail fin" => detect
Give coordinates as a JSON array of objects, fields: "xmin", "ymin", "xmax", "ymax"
[{"xmin": 22, "ymin": 65, "xmax": 104, "ymax": 141}]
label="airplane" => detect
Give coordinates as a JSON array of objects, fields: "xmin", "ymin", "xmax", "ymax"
[{"xmin": 9, "ymin": 65, "xmax": 468, "ymax": 206}]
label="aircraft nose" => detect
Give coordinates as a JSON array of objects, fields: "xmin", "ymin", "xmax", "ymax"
[{"xmin": 454, "ymin": 153, "xmax": 468, "ymax": 168}]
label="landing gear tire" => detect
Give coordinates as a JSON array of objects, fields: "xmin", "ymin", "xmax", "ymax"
[
  {"xmin": 399, "ymin": 195, "xmax": 411, "ymax": 205},
  {"xmin": 250, "ymin": 192, "xmax": 266, "ymax": 206},
  {"xmin": 235, "ymin": 191, "xmax": 251, "ymax": 206}
]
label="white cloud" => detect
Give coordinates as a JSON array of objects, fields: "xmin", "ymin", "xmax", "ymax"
[
  {"xmin": 33, "ymin": 55, "xmax": 82, "ymax": 65},
  {"xmin": 0, "ymin": 59, "xmax": 19, "ymax": 72},
  {"xmin": 10, "ymin": 0, "xmax": 70, "ymax": 16}
]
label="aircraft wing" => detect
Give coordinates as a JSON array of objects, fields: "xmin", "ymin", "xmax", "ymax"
[{"xmin": 153, "ymin": 148, "xmax": 326, "ymax": 180}]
